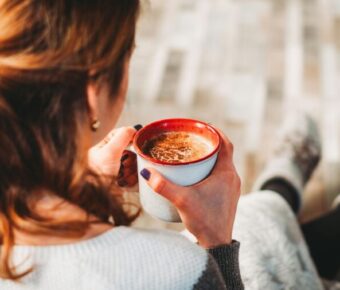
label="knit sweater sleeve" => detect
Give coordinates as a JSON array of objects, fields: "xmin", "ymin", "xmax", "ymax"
[{"xmin": 193, "ymin": 241, "xmax": 244, "ymax": 290}]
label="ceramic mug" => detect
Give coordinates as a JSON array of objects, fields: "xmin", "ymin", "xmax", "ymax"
[{"xmin": 132, "ymin": 118, "xmax": 221, "ymax": 222}]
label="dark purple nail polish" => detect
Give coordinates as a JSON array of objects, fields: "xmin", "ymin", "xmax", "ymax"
[
  {"xmin": 134, "ymin": 124, "xmax": 143, "ymax": 131},
  {"xmin": 121, "ymin": 154, "xmax": 129, "ymax": 162},
  {"xmin": 140, "ymin": 168, "xmax": 151, "ymax": 181}
]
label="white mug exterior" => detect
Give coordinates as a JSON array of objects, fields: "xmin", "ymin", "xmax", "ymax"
[{"xmin": 136, "ymin": 153, "xmax": 218, "ymax": 222}]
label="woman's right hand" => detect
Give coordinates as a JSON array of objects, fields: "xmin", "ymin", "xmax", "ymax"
[{"xmin": 140, "ymin": 131, "xmax": 241, "ymax": 248}]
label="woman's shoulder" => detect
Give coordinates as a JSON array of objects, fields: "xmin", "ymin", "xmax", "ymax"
[
  {"xmin": 117, "ymin": 226, "xmax": 206, "ymax": 256},
  {"xmin": 110, "ymin": 227, "xmax": 210, "ymax": 288},
  {"xmin": 110, "ymin": 226, "xmax": 209, "ymax": 267},
  {"xmin": 76, "ymin": 226, "xmax": 211, "ymax": 286},
  {"xmin": 9, "ymin": 227, "xmax": 212, "ymax": 289}
]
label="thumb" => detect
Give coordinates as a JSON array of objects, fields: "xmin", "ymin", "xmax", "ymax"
[
  {"xmin": 105, "ymin": 126, "xmax": 136, "ymax": 157},
  {"xmin": 140, "ymin": 168, "xmax": 188, "ymax": 207}
]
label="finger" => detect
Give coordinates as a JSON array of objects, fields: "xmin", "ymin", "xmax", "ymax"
[
  {"xmin": 121, "ymin": 150, "xmax": 137, "ymax": 167},
  {"xmin": 139, "ymin": 168, "xmax": 188, "ymax": 207},
  {"xmin": 117, "ymin": 174, "xmax": 138, "ymax": 188},
  {"xmin": 118, "ymin": 164, "xmax": 137, "ymax": 179},
  {"xmin": 94, "ymin": 125, "xmax": 134, "ymax": 149},
  {"xmin": 118, "ymin": 153, "xmax": 137, "ymax": 175},
  {"xmin": 119, "ymin": 151, "xmax": 137, "ymax": 175},
  {"xmin": 215, "ymin": 128, "xmax": 234, "ymax": 156},
  {"xmin": 213, "ymin": 129, "xmax": 235, "ymax": 171},
  {"xmin": 104, "ymin": 126, "xmax": 137, "ymax": 158},
  {"xmin": 95, "ymin": 128, "xmax": 118, "ymax": 148}
]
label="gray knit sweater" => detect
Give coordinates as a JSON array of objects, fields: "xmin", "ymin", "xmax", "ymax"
[{"xmin": 0, "ymin": 227, "xmax": 243, "ymax": 290}]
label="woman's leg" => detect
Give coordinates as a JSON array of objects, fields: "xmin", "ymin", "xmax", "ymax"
[
  {"xmin": 233, "ymin": 191, "xmax": 324, "ymax": 290},
  {"xmin": 263, "ymin": 177, "xmax": 340, "ymax": 279},
  {"xmin": 301, "ymin": 207, "xmax": 340, "ymax": 279},
  {"xmin": 253, "ymin": 113, "xmax": 321, "ymax": 213},
  {"xmin": 251, "ymin": 113, "xmax": 340, "ymax": 279},
  {"xmin": 262, "ymin": 178, "xmax": 300, "ymax": 213}
]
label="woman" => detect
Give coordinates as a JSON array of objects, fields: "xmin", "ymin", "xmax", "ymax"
[{"xmin": 0, "ymin": 1, "xmax": 242, "ymax": 289}]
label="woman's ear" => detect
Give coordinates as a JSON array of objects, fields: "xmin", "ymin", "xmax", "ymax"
[{"xmin": 86, "ymin": 82, "xmax": 99, "ymax": 123}]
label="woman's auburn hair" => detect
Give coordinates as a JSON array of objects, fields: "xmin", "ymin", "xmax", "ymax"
[{"xmin": 0, "ymin": 0, "xmax": 140, "ymax": 280}]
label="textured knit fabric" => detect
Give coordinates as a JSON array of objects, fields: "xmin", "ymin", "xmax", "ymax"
[
  {"xmin": 193, "ymin": 255, "xmax": 227, "ymax": 290},
  {"xmin": 208, "ymin": 241, "xmax": 243, "ymax": 289},
  {"xmin": 0, "ymin": 227, "xmax": 242, "ymax": 290},
  {"xmin": 233, "ymin": 191, "xmax": 324, "ymax": 290},
  {"xmin": 193, "ymin": 241, "xmax": 244, "ymax": 290}
]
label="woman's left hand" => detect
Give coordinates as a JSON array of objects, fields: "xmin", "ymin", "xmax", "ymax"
[{"xmin": 88, "ymin": 126, "xmax": 138, "ymax": 187}]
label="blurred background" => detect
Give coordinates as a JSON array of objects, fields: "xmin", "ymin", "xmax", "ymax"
[{"xmin": 117, "ymin": 0, "xmax": 340, "ymax": 228}]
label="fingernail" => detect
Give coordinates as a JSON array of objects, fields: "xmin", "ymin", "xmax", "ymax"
[
  {"xmin": 121, "ymin": 154, "xmax": 129, "ymax": 162},
  {"xmin": 134, "ymin": 124, "xmax": 143, "ymax": 131},
  {"xmin": 140, "ymin": 168, "xmax": 151, "ymax": 181}
]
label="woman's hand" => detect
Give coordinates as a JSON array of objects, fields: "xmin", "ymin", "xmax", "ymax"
[
  {"xmin": 140, "ymin": 131, "xmax": 241, "ymax": 248},
  {"xmin": 88, "ymin": 126, "xmax": 139, "ymax": 188}
]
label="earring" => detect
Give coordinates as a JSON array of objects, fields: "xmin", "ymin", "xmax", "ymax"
[{"xmin": 91, "ymin": 119, "xmax": 101, "ymax": 131}]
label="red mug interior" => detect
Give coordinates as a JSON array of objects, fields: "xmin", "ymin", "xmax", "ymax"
[{"xmin": 133, "ymin": 118, "xmax": 221, "ymax": 165}]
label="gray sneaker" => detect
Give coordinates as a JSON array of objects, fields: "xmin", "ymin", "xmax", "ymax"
[{"xmin": 253, "ymin": 113, "xmax": 321, "ymax": 210}]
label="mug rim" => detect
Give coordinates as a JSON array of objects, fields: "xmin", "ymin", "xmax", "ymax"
[{"xmin": 132, "ymin": 118, "xmax": 222, "ymax": 166}]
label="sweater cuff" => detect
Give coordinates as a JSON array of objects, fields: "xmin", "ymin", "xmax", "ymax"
[{"xmin": 208, "ymin": 240, "xmax": 244, "ymax": 289}]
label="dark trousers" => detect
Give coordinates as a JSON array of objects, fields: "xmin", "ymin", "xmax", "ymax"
[
  {"xmin": 301, "ymin": 208, "xmax": 340, "ymax": 279},
  {"xmin": 264, "ymin": 179, "xmax": 340, "ymax": 280}
]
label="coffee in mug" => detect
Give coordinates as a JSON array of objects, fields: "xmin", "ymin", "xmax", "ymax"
[
  {"xmin": 133, "ymin": 118, "xmax": 221, "ymax": 222},
  {"xmin": 142, "ymin": 131, "xmax": 214, "ymax": 163}
]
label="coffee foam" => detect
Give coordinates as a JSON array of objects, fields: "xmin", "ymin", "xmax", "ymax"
[{"xmin": 142, "ymin": 131, "xmax": 214, "ymax": 163}]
